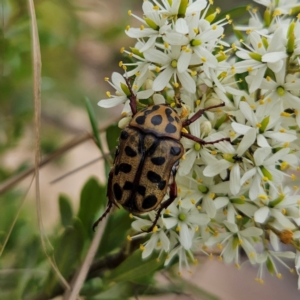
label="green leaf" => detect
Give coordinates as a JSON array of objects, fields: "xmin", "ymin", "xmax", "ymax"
[
  {"xmin": 58, "ymin": 194, "xmax": 73, "ymax": 227},
  {"xmin": 171, "ymin": 276, "xmax": 220, "ymax": 300},
  {"xmin": 78, "ymin": 177, "xmax": 107, "ymax": 237},
  {"xmin": 216, "ymin": 6, "xmax": 248, "ymax": 22},
  {"xmin": 97, "ymin": 210, "xmax": 132, "ymax": 257},
  {"xmin": 45, "ymin": 219, "xmax": 85, "ymax": 293},
  {"xmin": 85, "ymin": 97, "xmax": 103, "ymax": 153},
  {"xmin": 92, "ymin": 282, "xmax": 133, "ymax": 300},
  {"xmin": 106, "ymin": 124, "xmax": 121, "ymax": 153},
  {"xmin": 106, "ymin": 249, "xmax": 164, "ymax": 283}
]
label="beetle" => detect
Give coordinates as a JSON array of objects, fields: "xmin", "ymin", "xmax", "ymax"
[{"xmin": 93, "ymin": 79, "xmax": 229, "ymax": 232}]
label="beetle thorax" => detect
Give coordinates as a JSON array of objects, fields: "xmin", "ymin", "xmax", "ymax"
[{"xmin": 129, "ymin": 104, "xmax": 182, "ymax": 140}]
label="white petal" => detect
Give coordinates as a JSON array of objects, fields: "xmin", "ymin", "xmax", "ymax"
[
  {"xmin": 179, "ymin": 223, "xmax": 192, "ymax": 250},
  {"xmin": 152, "ymin": 67, "xmax": 174, "ymax": 91},
  {"xmin": 203, "ymin": 159, "xmax": 232, "ymax": 177},
  {"xmin": 163, "ymin": 217, "xmax": 178, "ymax": 229},
  {"xmin": 240, "ymin": 227, "xmax": 263, "ymax": 237},
  {"xmin": 163, "ymin": 32, "xmax": 189, "ymax": 45},
  {"xmin": 237, "ymin": 128, "xmax": 256, "ymax": 156},
  {"xmin": 175, "ymin": 18, "xmax": 189, "ymax": 34},
  {"xmin": 262, "ymin": 51, "xmax": 287, "ymax": 63},
  {"xmin": 214, "ymin": 197, "xmax": 229, "ymax": 209},
  {"xmin": 257, "ymin": 134, "xmax": 271, "ymax": 147},
  {"xmin": 240, "ymin": 168, "xmax": 256, "ymax": 186},
  {"xmin": 223, "ymin": 221, "xmax": 238, "ymax": 233},
  {"xmin": 98, "ymin": 95, "xmax": 126, "ymax": 108},
  {"xmin": 254, "ymin": 206, "xmax": 270, "ymax": 223},
  {"xmin": 230, "ymin": 164, "xmax": 241, "ymax": 195},
  {"xmin": 144, "ymin": 48, "xmax": 170, "ymax": 65},
  {"xmin": 177, "ymin": 71, "xmax": 196, "ymax": 93},
  {"xmin": 231, "ymin": 122, "xmax": 252, "ymax": 135},
  {"xmin": 239, "ymin": 101, "xmax": 257, "ymax": 126},
  {"xmin": 177, "ymin": 50, "xmax": 191, "ymax": 73},
  {"xmin": 159, "ymin": 231, "xmax": 170, "ymax": 252},
  {"xmin": 203, "ymin": 197, "xmax": 216, "ymax": 218},
  {"xmin": 269, "ymin": 230, "xmax": 280, "ymax": 251}
]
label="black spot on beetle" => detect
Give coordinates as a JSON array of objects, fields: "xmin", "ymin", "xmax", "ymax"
[
  {"xmin": 165, "ymin": 123, "xmax": 177, "ymax": 134},
  {"xmin": 151, "ymin": 156, "xmax": 165, "ymax": 165},
  {"xmin": 158, "ymin": 180, "xmax": 166, "ymax": 190},
  {"xmin": 147, "ymin": 139, "xmax": 159, "ymax": 156},
  {"xmin": 142, "ymin": 195, "xmax": 157, "ymax": 209},
  {"xmin": 123, "ymin": 181, "xmax": 134, "ymax": 190},
  {"xmin": 151, "ymin": 115, "xmax": 163, "ymax": 126},
  {"xmin": 113, "ymin": 183, "xmax": 122, "ymax": 200},
  {"xmin": 165, "ymin": 108, "xmax": 175, "ymax": 122},
  {"xmin": 137, "ymin": 185, "xmax": 146, "ymax": 196},
  {"xmin": 114, "ymin": 165, "xmax": 120, "ymax": 176},
  {"xmin": 151, "ymin": 105, "xmax": 160, "ymax": 111},
  {"xmin": 119, "ymin": 163, "xmax": 132, "ymax": 173},
  {"xmin": 125, "ymin": 146, "xmax": 137, "ymax": 157},
  {"xmin": 120, "ymin": 130, "xmax": 129, "ymax": 140},
  {"xmin": 147, "ymin": 171, "xmax": 161, "ymax": 183},
  {"xmin": 165, "ymin": 108, "xmax": 173, "ymax": 116},
  {"xmin": 170, "ymin": 146, "xmax": 181, "ymax": 156},
  {"xmin": 136, "ymin": 115, "xmax": 146, "ymax": 125},
  {"xmin": 175, "ymin": 116, "xmax": 180, "ymax": 123}
]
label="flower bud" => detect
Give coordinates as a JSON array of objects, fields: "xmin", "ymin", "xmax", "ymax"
[
  {"xmin": 263, "ymin": 8, "xmax": 271, "ymax": 27},
  {"xmin": 178, "ymin": 0, "xmax": 188, "ymax": 17},
  {"xmin": 120, "ymin": 82, "xmax": 131, "ymax": 96},
  {"xmin": 260, "ymin": 166, "xmax": 273, "ymax": 181},
  {"xmin": 287, "ymin": 21, "xmax": 296, "ymax": 54},
  {"xmin": 118, "ymin": 116, "xmax": 131, "ymax": 129},
  {"xmin": 259, "ymin": 115, "xmax": 270, "ymax": 133},
  {"xmin": 130, "ymin": 47, "xmax": 144, "ymax": 58},
  {"xmin": 144, "ymin": 78, "xmax": 153, "ymax": 90},
  {"xmin": 223, "ymin": 153, "xmax": 235, "ymax": 163},
  {"xmin": 144, "ymin": 17, "xmax": 159, "ymax": 30},
  {"xmin": 200, "ymin": 120, "xmax": 212, "ymax": 137},
  {"xmin": 204, "ymin": 97, "xmax": 223, "ymax": 112},
  {"xmin": 249, "ymin": 52, "xmax": 262, "ymax": 62}
]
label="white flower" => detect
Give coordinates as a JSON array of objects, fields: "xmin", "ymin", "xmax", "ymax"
[
  {"xmin": 98, "ymin": 72, "xmax": 130, "ymax": 108},
  {"xmin": 203, "ymin": 130, "xmax": 256, "ymax": 195},
  {"xmin": 240, "ymin": 147, "xmax": 298, "ymax": 200},
  {"xmin": 126, "ymin": 2, "xmax": 170, "ymax": 52},
  {"xmin": 144, "ymin": 46, "xmax": 196, "ymax": 92},
  {"xmin": 234, "ymin": 28, "xmax": 287, "ymax": 93},
  {"xmin": 232, "ymin": 101, "xmax": 297, "ymax": 148},
  {"xmin": 260, "ymin": 71, "xmax": 300, "ymax": 111},
  {"xmin": 163, "ymin": 199, "xmax": 210, "ymax": 250},
  {"xmin": 206, "ymin": 220, "xmax": 263, "ymax": 265}
]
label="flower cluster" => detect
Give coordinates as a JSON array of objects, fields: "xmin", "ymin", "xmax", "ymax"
[{"xmin": 98, "ymin": 0, "xmax": 300, "ymax": 287}]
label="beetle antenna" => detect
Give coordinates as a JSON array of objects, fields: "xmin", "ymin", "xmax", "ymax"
[{"xmin": 182, "ymin": 102, "xmax": 225, "ymax": 127}]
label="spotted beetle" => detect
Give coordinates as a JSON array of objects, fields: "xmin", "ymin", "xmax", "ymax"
[{"xmin": 93, "ymin": 79, "xmax": 229, "ymax": 232}]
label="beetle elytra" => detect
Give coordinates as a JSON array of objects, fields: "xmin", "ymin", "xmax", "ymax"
[{"xmin": 93, "ymin": 79, "xmax": 229, "ymax": 232}]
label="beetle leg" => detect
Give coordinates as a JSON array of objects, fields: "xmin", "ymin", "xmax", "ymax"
[
  {"xmin": 124, "ymin": 77, "xmax": 137, "ymax": 115},
  {"xmin": 182, "ymin": 103, "xmax": 225, "ymax": 127},
  {"xmin": 146, "ymin": 177, "xmax": 178, "ymax": 233},
  {"xmin": 93, "ymin": 169, "xmax": 119, "ymax": 231},
  {"xmin": 181, "ymin": 131, "xmax": 230, "ymax": 145}
]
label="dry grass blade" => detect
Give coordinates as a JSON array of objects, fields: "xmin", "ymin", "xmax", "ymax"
[
  {"xmin": 63, "ymin": 217, "xmax": 107, "ymax": 300},
  {"xmin": 0, "ymin": 176, "xmax": 34, "ymax": 257},
  {"xmin": 28, "ymin": 0, "xmax": 70, "ymax": 292}
]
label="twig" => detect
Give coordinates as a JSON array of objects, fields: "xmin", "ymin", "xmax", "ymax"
[{"xmin": 0, "ymin": 116, "xmax": 118, "ymax": 195}]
